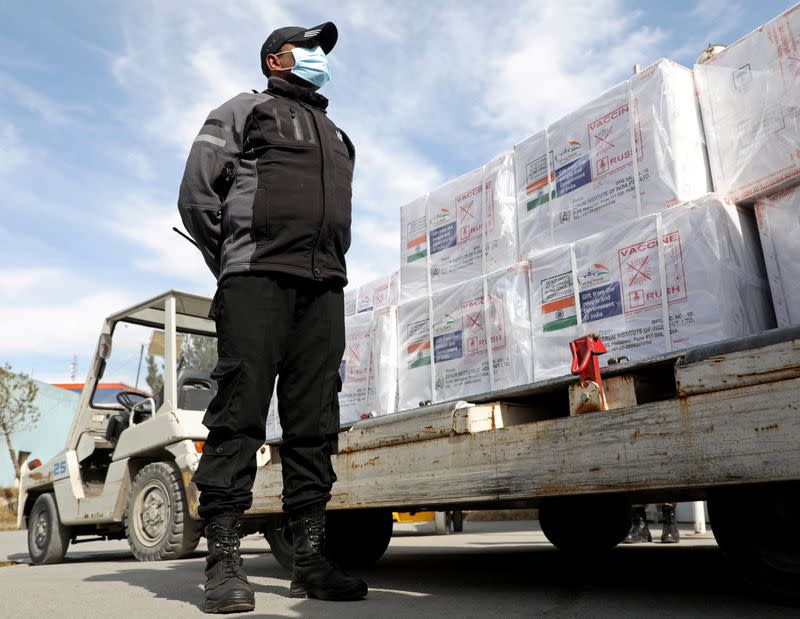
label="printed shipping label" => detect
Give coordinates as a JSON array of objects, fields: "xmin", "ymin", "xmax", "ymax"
[
  {"xmin": 430, "ymin": 222, "xmax": 457, "ymax": 254},
  {"xmin": 540, "ymin": 272, "xmax": 577, "ymax": 331},
  {"xmin": 433, "ymin": 331, "xmax": 463, "ymax": 362},
  {"xmin": 456, "ymin": 185, "xmax": 482, "ymax": 245},
  {"xmin": 586, "ymin": 101, "xmax": 644, "ymax": 180},
  {"xmin": 406, "ymin": 319, "xmax": 431, "ymax": 368},
  {"xmin": 618, "ymin": 231, "xmax": 687, "ymax": 315},
  {"xmin": 580, "ymin": 282, "xmax": 623, "ymax": 322},
  {"xmin": 462, "ymin": 298, "xmax": 487, "ymax": 357},
  {"xmin": 406, "ymin": 216, "xmax": 428, "ymax": 263}
]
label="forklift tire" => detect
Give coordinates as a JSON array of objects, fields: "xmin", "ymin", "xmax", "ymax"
[
  {"xmin": 263, "ymin": 508, "xmax": 394, "ymax": 573},
  {"xmin": 28, "ymin": 493, "xmax": 70, "ymax": 564},
  {"xmin": 124, "ymin": 462, "xmax": 202, "ymax": 561}
]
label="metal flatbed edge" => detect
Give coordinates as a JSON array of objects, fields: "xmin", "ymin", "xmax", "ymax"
[{"xmin": 250, "ymin": 327, "xmax": 800, "ymax": 514}]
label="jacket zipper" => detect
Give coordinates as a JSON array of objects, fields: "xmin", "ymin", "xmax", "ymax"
[{"xmin": 302, "ymin": 104, "xmax": 325, "ymax": 279}]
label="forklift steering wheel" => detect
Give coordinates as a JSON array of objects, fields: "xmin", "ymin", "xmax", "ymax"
[{"xmin": 116, "ymin": 390, "xmax": 146, "ymax": 412}]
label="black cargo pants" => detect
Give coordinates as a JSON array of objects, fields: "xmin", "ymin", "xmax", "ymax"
[{"xmin": 192, "ymin": 272, "xmax": 344, "ymax": 518}]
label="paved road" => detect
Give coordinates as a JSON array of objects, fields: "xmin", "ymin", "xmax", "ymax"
[{"xmin": 0, "ymin": 521, "xmax": 793, "ymax": 618}]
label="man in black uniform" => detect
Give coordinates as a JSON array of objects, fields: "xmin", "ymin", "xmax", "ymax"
[{"xmin": 178, "ymin": 21, "xmax": 366, "ymax": 613}]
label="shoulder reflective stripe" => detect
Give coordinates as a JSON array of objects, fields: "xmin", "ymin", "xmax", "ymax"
[
  {"xmin": 203, "ymin": 118, "xmax": 231, "ymax": 131},
  {"xmin": 194, "ymin": 134, "xmax": 226, "ymax": 147}
]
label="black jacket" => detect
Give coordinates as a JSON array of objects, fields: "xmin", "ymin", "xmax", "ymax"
[{"xmin": 178, "ymin": 77, "xmax": 355, "ymax": 284}]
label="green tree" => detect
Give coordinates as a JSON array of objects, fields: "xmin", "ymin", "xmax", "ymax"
[
  {"xmin": 145, "ymin": 354, "xmax": 164, "ymax": 396},
  {"xmin": 181, "ymin": 334, "xmax": 218, "ymax": 372},
  {"xmin": 0, "ymin": 364, "xmax": 40, "ymax": 480}
]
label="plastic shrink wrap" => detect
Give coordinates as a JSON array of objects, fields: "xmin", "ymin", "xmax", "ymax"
[
  {"xmin": 483, "ymin": 151, "xmax": 519, "ymax": 273},
  {"xmin": 428, "ymin": 167, "xmax": 485, "ymax": 293},
  {"xmin": 431, "ymin": 264, "xmax": 533, "ymax": 403},
  {"xmin": 338, "ymin": 309, "xmax": 398, "ymax": 423},
  {"xmin": 755, "ymin": 185, "xmax": 800, "ymax": 326},
  {"xmin": 356, "ymin": 273, "xmax": 395, "ymax": 313},
  {"xmin": 695, "ymin": 5, "xmax": 800, "ymax": 203},
  {"xmin": 527, "ymin": 194, "xmax": 772, "ymax": 380},
  {"xmin": 400, "ymin": 195, "xmax": 430, "ymax": 302},
  {"xmin": 397, "ymin": 295, "xmax": 433, "ymax": 410},
  {"xmin": 515, "ymin": 59, "xmax": 710, "ymax": 257},
  {"xmin": 344, "ymin": 287, "xmax": 357, "ymax": 317}
]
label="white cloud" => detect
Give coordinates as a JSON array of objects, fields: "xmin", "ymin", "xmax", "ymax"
[
  {"xmin": 0, "ymin": 71, "xmax": 88, "ymax": 124},
  {"xmin": 100, "ymin": 0, "xmax": 669, "ymax": 289},
  {"xmin": 0, "ymin": 268, "xmax": 136, "ymax": 358},
  {"xmin": 104, "ymin": 195, "xmax": 217, "ymax": 295}
]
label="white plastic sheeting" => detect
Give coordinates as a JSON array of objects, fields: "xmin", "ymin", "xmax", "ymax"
[
  {"xmin": 695, "ymin": 5, "xmax": 800, "ymax": 203},
  {"xmin": 428, "ymin": 167, "xmax": 485, "ymax": 293},
  {"xmin": 344, "ymin": 287, "xmax": 357, "ymax": 317},
  {"xmin": 756, "ymin": 185, "xmax": 800, "ymax": 327},
  {"xmin": 400, "ymin": 195, "xmax": 430, "ymax": 302},
  {"xmin": 397, "ymin": 295, "xmax": 433, "ymax": 410},
  {"xmin": 356, "ymin": 272, "xmax": 398, "ymax": 314},
  {"xmin": 527, "ymin": 194, "xmax": 772, "ymax": 380},
  {"xmin": 483, "ymin": 152, "xmax": 519, "ymax": 273},
  {"xmin": 431, "ymin": 264, "xmax": 533, "ymax": 402},
  {"xmin": 515, "ymin": 59, "xmax": 710, "ymax": 256},
  {"xmin": 339, "ymin": 307, "xmax": 399, "ymax": 423}
]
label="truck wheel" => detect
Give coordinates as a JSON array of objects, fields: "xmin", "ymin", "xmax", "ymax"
[
  {"xmin": 539, "ymin": 495, "xmax": 631, "ymax": 552},
  {"xmin": 708, "ymin": 481, "xmax": 800, "ymax": 605},
  {"xmin": 124, "ymin": 462, "xmax": 202, "ymax": 561},
  {"xmin": 451, "ymin": 510, "xmax": 464, "ymax": 533},
  {"xmin": 28, "ymin": 493, "xmax": 70, "ymax": 564},
  {"xmin": 262, "ymin": 513, "xmax": 294, "ymax": 572},
  {"xmin": 434, "ymin": 511, "xmax": 450, "ymax": 535},
  {"xmin": 263, "ymin": 509, "xmax": 394, "ymax": 573}
]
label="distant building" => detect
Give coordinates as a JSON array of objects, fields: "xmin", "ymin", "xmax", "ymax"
[
  {"xmin": 0, "ymin": 379, "xmax": 80, "ymax": 487},
  {"xmin": 53, "ymin": 382, "xmax": 144, "ymax": 405}
]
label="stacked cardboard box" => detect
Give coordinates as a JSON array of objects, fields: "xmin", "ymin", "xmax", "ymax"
[
  {"xmin": 431, "ymin": 263, "xmax": 533, "ymax": 402},
  {"xmin": 695, "ymin": 4, "xmax": 800, "ymax": 203},
  {"xmin": 527, "ymin": 194, "xmax": 773, "ymax": 380},
  {"xmin": 397, "ymin": 295, "xmax": 432, "ymax": 410},
  {"xmin": 400, "ymin": 195, "xmax": 430, "ymax": 303},
  {"xmin": 339, "ymin": 308, "xmax": 398, "ymax": 423},
  {"xmin": 356, "ymin": 271, "xmax": 400, "ymax": 314},
  {"xmin": 515, "ymin": 59, "xmax": 710, "ymax": 256},
  {"xmin": 755, "ymin": 185, "xmax": 800, "ymax": 327}
]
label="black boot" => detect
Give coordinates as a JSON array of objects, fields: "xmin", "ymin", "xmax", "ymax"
[
  {"xmin": 660, "ymin": 503, "xmax": 680, "ymax": 544},
  {"xmin": 288, "ymin": 506, "xmax": 368, "ymax": 601},
  {"xmin": 203, "ymin": 514, "xmax": 255, "ymax": 613},
  {"xmin": 623, "ymin": 506, "xmax": 652, "ymax": 543}
]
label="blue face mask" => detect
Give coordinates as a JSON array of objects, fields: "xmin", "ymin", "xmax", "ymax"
[{"xmin": 286, "ymin": 45, "xmax": 331, "ymax": 88}]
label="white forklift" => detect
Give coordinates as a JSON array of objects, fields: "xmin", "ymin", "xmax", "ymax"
[
  {"xmin": 18, "ymin": 291, "xmax": 219, "ymax": 563},
  {"xmin": 18, "ymin": 290, "xmax": 391, "ymax": 568}
]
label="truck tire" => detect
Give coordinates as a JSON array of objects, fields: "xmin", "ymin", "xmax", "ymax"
[
  {"xmin": 708, "ymin": 481, "xmax": 800, "ymax": 605},
  {"xmin": 124, "ymin": 462, "xmax": 202, "ymax": 561},
  {"xmin": 28, "ymin": 493, "xmax": 70, "ymax": 564},
  {"xmin": 451, "ymin": 510, "xmax": 464, "ymax": 533},
  {"xmin": 263, "ymin": 508, "xmax": 394, "ymax": 572},
  {"xmin": 539, "ymin": 495, "xmax": 631, "ymax": 552}
]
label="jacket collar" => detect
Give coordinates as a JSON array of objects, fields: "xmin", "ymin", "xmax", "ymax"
[{"xmin": 267, "ymin": 77, "xmax": 329, "ymax": 111}]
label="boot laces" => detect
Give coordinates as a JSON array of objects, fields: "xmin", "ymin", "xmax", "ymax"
[{"xmin": 210, "ymin": 523, "xmax": 243, "ymax": 577}]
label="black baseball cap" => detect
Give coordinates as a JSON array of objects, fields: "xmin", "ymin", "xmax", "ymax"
[{"xmin": 260, "ymin": 22, "xmax": 338, "ymax": 77}]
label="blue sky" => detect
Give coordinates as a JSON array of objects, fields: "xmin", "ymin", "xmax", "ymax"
[{"xmin": 0, "ymin": 0, "xmax": 795, "ymax": 386}]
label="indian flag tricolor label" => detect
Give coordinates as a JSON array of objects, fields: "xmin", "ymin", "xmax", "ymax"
[
  {"xmin": 407, "ymin": 339, "xmax": 432, "ymax": 368},
  {"xmin": 540, "ymin": 272, "xmax": 578, "ymax": 332},
  {"xmin": 406, "ymin": 217, "xmax": 428, "ymax": 263}
]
